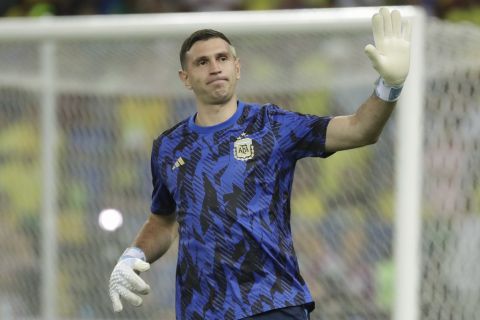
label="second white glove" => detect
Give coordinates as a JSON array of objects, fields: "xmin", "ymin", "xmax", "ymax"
[{"xmin": 109, "ymin": 249, "xmax": 151, "ymax": 312}]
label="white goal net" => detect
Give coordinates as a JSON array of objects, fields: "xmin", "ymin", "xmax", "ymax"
[{"xmin": 0, "ymin": 7, "xmax": 479, "ymax": 320}]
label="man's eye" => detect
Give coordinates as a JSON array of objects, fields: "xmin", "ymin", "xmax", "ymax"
[{"xmin": 198, "ymin": 60, "xmax": 207, "ymax": 65}]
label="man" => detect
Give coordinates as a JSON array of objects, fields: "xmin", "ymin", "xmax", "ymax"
[{"xmin": 109, "ymin": 7, "xmax": 411, "ymax": 320}]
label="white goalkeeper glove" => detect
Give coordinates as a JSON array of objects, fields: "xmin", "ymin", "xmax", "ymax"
[
  {"xmin": 109, "ymin": 247, "xmax": 151, "ymax": 312},
  {"xmin": 364, "ymin": 7, "xmax": 412, "ymax": 101}
]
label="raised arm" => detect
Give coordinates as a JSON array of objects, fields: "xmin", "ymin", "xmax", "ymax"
[{"xmin": 326, "ymin": 8, "xmax": 411, "ymax": 153}]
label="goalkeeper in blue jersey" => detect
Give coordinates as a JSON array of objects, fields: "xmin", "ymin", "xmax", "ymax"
[{"xmin": 109, "ymin": 7, "xmax": 411, "ymax": 320}]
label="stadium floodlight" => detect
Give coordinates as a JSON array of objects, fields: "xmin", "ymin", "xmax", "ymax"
[{"xmin": 99, "ymin": 208, "xmax": 124, "ymax": 232}]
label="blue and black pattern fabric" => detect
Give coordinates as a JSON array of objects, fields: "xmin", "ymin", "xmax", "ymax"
[{"xmin": 150, "ymin": 100, "xmax": 333, "ymax": 320}]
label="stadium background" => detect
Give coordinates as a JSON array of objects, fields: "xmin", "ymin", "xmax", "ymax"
[{"xmin": 1, "ymin": 1, "xmax": 480, "ymax": 320}]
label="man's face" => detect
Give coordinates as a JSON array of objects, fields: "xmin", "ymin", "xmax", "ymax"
[{"xmin": 179, "ymin": 37, "xmax": 240, "ymax": 105}]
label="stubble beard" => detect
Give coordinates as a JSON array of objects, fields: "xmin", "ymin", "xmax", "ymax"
[
  {"xmin": 203, "ymin": 83, "xmax": 235, "ymax": 106},
  {"xmin": 208, "ymin": 91, "xmax": 233, "ymax": 105}
]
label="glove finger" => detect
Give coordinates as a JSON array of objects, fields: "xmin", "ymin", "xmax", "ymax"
[
  {"xmin": 364, "ymin": 44, "xmax": 381, "ymax": 67},
  {"xmin": 391, "ymin": 10, "xmax": 402, "ymax": 37},
  {"xmin": 380, "ymin": 7, "xmax": 392, "ymax": 37},
  {"xmin": 110, "ymin": 291, "xmax": 123, "ymax": 312},
  {"xmin": 371, "ymin": 13, "xmax": 384, "ymax": 52},
  {"xmin": 125, "ymin": 271, "xmax": 151, "ymax": 294},
  {"xmin": 118, "ymin": 286, "xmax": 144, "ymax": 307},
  {"xmin": 402, "ymin": 20, "xmax": 412, "ymax": 42},
  {"xmin": 133, "ymin": 260, "xmax": 150, "ymax": 273}
]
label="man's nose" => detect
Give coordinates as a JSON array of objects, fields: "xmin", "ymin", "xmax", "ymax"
[{"xmin": 209, "ymin": 60, "xmax": 221, "ymax": 73}]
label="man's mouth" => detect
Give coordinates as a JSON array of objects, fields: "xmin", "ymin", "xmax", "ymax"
[{"xmin": 207, "ymin": 78, "xmax": 228, "ymax": 85}]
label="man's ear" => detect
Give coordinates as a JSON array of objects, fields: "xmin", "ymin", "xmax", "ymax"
[
  {"xmin": 178, "ymin": 69, "xmax": 192, "ymax": 90},
  {"xmin": 235, "ymin": 58, "xmax": 241, "ymax": 80}
]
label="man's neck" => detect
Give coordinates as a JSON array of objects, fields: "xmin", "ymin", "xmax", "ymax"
[{"xmin": 195, "ymin": 96, "xmax": 238, "ymax": 127}]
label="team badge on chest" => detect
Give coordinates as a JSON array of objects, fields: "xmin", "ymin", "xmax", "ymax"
[{"xmin": 234, "ymin": 133, "xmax": 254, "ymax": 161}]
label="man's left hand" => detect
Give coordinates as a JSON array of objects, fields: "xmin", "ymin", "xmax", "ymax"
[{"xmin": 364, "ymin": 7, "xmax": 412, "ymax": 86}]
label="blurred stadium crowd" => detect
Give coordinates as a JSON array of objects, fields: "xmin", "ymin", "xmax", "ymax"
[{"xmin": 0, "ymin": 0, "xmax": 480, "ymax": 24}]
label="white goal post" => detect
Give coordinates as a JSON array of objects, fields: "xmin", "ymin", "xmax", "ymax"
[{"xmin": 0, "ymin": 7, "xmax": 425, "ymax": 320}]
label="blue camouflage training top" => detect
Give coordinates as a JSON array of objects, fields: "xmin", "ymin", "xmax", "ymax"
[{"xmin": 150, "ymin": 100, "xmax": 333, "ymax": 320}]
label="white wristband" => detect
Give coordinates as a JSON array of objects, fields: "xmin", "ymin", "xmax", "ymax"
[
  {"xmin": 120, "ymin": 247, "xmax": 146, "ymax": 261},
  {"xmin": 374, "ymin": 77, "xmax": 403, "ymax": 102}
]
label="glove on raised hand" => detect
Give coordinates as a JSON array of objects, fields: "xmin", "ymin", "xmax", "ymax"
[
  {"xmin": 364, "ymin": 8, "xmax": 411, "ymax": 102},
  {"xmin": 365, "ymin": 7, "xmax": 411, "ymax": 86}
]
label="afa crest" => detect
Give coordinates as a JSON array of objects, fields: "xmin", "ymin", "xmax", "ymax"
[{"xmin": 234, "ymin": 133, "xmax": 254, "ymax": 161}]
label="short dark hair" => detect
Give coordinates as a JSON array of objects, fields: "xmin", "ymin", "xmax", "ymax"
[{"xmin": 179, "ymin": 29, "xmax": 232, "ymax": 70}]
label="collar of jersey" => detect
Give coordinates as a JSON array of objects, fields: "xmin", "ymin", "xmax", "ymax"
[{"xmin": 188, "ymin": 100, "xmax": 244, "ymax": 134}]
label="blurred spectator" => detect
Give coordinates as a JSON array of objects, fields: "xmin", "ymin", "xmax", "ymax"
[
  {"xmin": 0, "ymin": 105, "xmax": 41, "ymax": 316},
  {"xmin": 129, "ymin": 0, "xmax": 182, "ymax": 14},
  {"xmin": 333, "ymin": 0, "xmax": 384, "ymax": 7},
  {"xmin": 441, "ymin": 1, "xmax": 480, "ymax": 25},
  {"xmin": 4, "ymin": 0, "xmax": 54, "ymax": 16},
  {"xmin": 180, "ymin": 0, "xmax": 243, "ymax": 11}
]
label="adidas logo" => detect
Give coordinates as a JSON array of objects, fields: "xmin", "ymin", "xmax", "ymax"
[{"xmin": 172, "ymin": 157, "xmax": 185, "ymax": 170}]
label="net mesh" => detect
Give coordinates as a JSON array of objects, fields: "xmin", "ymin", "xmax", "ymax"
[
  {"xmin": 420, "ymin": 19, "xmax": 480, "ymax": 320},
  {"xmin": 0, "ymin": 13, "xmax": 479, "ymax": 320}
]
